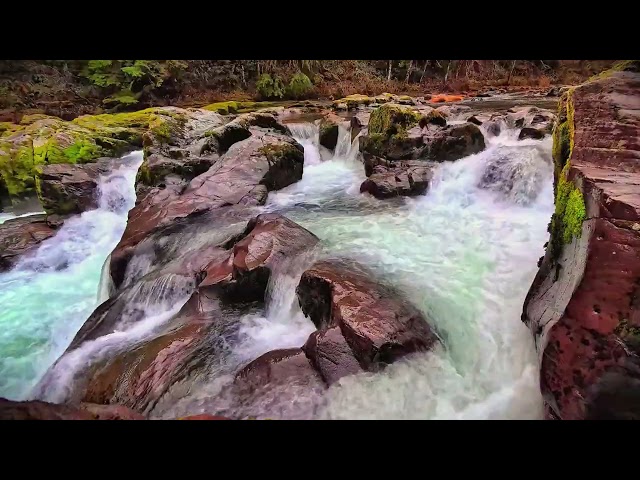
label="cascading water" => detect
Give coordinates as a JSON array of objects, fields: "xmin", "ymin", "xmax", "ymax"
[
  {"xmin": 0, "ymin": 111, "xmax": 555, "ymax": 419},
  {"xmin": 246, "ymin": 120, "xmax": 553, "ymax": 419},
  {"xmin": 0, "ymin": 151, "xmax": 142, "ymax": 400}
]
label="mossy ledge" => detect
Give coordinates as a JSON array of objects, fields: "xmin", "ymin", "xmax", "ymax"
[
  {"xmin": 0, "ymin": 108, "xmax": 184, "ymax": 200},
  {"xmin": 548, "ymin": 88, "xmax": 585, "ymax": 261}
]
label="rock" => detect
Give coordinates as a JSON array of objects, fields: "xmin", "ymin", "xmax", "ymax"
[
  {"xmin": 296, "ymin": 260, "xmax": 439, "ymax": 370},
  {"xmin": 359, "ymin": 104, "xmax": 484, "ymax": 163},
  {"xmin": 303, "ymin": 327, "xmax": 364, "ymax": 385},
  {"xmin": 0, "ymin": 398, "xmax": 144, "ymax": 420},
  {"xmin": 0, "ymin": 107, "xmax": 214, "ymax": 201},
  {"xmin": 318, "ymin": 113, "xmax": 345, "ymax": 151},
  {"xmin": 109, "ymin": 119, "xmax": 304, "ymax": 289},
  {"xmin": 43, "ymin": 213, "xmax": 319, "ymax": 416},
  {"xmin": 210, "ymin": 348, "xmax": 326, "ymax": 420},
  {"xmin": 522, "ymin": 68, "xmax": 640, "ymax": 419},
  {"xmin": 434, "ymin": 104, "xmax": 471, "ymax": 119},
  {"xmin": 360, "ymin": 160, "xmax": 434, "ymax": 199},
  {"xmin": 0, "ymin": 214, "xmax": 59, "ymax": 271},
  {"xmin": 37, "ymin": 158, "xmax": 119, "ymax": 215},
  {"xmin": 421, "ymin": 122, "xmax": 485, "ymax": 162},
  {"xmin": 332, "ymin": 94, "xmax": 373, "ymax": 110},
  {"xmin": 518, "ymin": 127, "xmax": 546, "ymax": 140}
]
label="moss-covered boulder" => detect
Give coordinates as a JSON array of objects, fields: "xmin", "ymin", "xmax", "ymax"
[
  {"xmin": 332, "ymin": 94, "xmax": 373, "ymax": 111},
  {"xmin": 0, "ymin": 107, "xmax": 193, "ymax": 202},
  {"xmin": 317, "ymin": 113, "xmax": 347, "ymax": 151}
]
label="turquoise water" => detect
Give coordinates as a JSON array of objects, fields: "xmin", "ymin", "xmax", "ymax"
[{"xmin": 0, "ymin": 152, "xmax": 142, "ymax": 400}]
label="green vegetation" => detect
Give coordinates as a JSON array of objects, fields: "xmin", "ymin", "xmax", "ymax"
[
  {"xmin": 368, "ymin": 103, "xmax": 422, "ymax": 136},
  {"xmin": 256, "ymin": 74, "xmax": 286, "ymax": 100},
  {"xmin": 285, "ymin": 73, "xmax": 313, "ymax": 99},
  {"xmin": 81, "ymin": 60, "xmax": 188, "ymax": 109},
  {"xmin": 0, "ymin": 108, "xmax": 183, "ymax": 200}
]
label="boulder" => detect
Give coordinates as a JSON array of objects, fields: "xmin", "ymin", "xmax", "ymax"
[
  {"xmin": 318, "ymin": 113, "xmax": 346, "ymax": 151},
  {"xmin": 518, "ymin": 127, "xmax": 546, "ymax": 140},
  {"xmin": 302, "ymin": 327, "xmax": 364, "ymax": 385},
  {"xmin": 109, "ymin": 119, "xmax": 304, "ymax": 289},
  {"xmin": 296, "ymin": 260, "xmax": 439, "ymax": 370},
  {"xmin": 39, "ymin": 213, "xmax": 319, "ymax": 416},
  {"xmin": 37, "ymin": 158, "xmax": 119, "ymax": 215},
  {"xmin": 208, "ymin": 348, "xmax": 327, "ymax": 420},
  {"xmin": 521, "ymin": 67, "xmax": 640, "ymax": 419},
  {"xmin": 421, "ymin": 122, "xmax": 485, "ymax": 162},
  {"xmin": 360, "ymin": 160, "xmax": 434, "ymax": 199},
  {"xmin": 0, "ymin": 214, "xmax": 59, "ymax": 272}
]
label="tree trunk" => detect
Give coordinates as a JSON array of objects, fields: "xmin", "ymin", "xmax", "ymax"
[
  {"xmin": 387, "ymin": 60, "xmax": 392, "ymax": 81},
  {"xmin": 507, "ymin": 60, "xmax": 517, "ymax": 85},
  {"xmin": 405, "ymin": 60, "xmax": 413, "ymax": 83},
  {"xmin": 444, "ymin": 61, "xmax": 451, "ymax": 83},
  {"xmin": 420, "ymin": 60, "xmax": 429, "ymax": 83}
]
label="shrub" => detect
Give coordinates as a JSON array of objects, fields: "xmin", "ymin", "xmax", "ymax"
[
  {"xmin": 286, "ymin": 72, "xmax": 313, "ymax": 99},
  {"xmin": 256, "ymin": 74, "xmax": 285, "ymax": 100}
]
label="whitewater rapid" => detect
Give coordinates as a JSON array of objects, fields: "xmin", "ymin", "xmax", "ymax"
[
  {"xmin": 0, "ymin": 151, "xmax": 142, "ymax": 400},
  {"xmin": 261, "ymin": 121, "xmax": 554, "ymax": 419},
  {"xmin": 0, "ymin": 115, "xmax": 554, "ymax": 420}
]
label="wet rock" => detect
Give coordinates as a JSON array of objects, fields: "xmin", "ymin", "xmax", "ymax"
[
  {"xmin": 37, "ymin": 158, "xmax": 120, "ymax": 215},
  {"xmin": 522, "ymin": 69, "xmax": 640, "ymax": 419},
  {"xmin": 210, "ymin": 348, "xmax": 326, "ymax": 420},
  {"xmin": 360, "ymin": 160, "xmax": 434, "ymax": 199},
  {"xmin": 318, "ymin": 113, "xmax": 345, "ymax": 151},
  {"xmin": 296, "ymin": 260, "xmax": 439, "ymax": 370},
  {"xmin": 518, "ymin": 127, "xmax": 546, "ymax": 140},
  {"xmin": 303, "ymin": 327, "xmax": 364, "ymax": 385},
  {"xmin": 44, "ymin": 213, "xmax": 319, "ymax": 416},
  {"xmin": 0, "ymin": 398, "xmax": 144, "ymax": 420},
  {"xmin": 0, "ymin": 214, "xmax": 59, "ymax": 272},
  {"xmin": 421, "ymin": 122, "xmax": 485, "ymax": 162},
  {"xmin": 110, "ymin": 121, "xmax": 304, "ymax": 289}
]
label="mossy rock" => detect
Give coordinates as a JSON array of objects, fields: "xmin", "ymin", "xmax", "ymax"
[
  {"xmin": 368, "ymin": 103, "xmax": 423, "ymax": 137},
  {"xmin": 0, "ymin": 107, "xmax": 187, "ymax": 200},
  {"xmin": 332, "ymin": 94, "xmax": 373, "ymax": 110},
  {"xmin": 203, "ymin": 101, "xmax": 240, "ymax": 115},
  {"xmin": 318, "ymin": 117, "xmax": 340, "ymax": 150}
]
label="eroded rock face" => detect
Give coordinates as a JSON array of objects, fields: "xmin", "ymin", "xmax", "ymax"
[
  {"xmin": 39, "ymin": 213, "xmax": 320, "ymax": 416},
  {"xmin": 360, "ymin": 159, "xmax": 434, "ymax": 199},
  {"xmin": 38, "ymin": 158, "xmax": 118, "ymax": 215},
  {"xmin": 0, "ymin": 214, "xmax": 58, "ymax": 272},
  {"xmin": 296, "ymin": 260, "xmax": 439, "ymax": 370},
  {"xmin": 109, "ymin": 115, "xmax": 304, "ymax": 290},
  {"xmin": 522, "ymin": 67, "xmax": 640, "ymax": 419}
]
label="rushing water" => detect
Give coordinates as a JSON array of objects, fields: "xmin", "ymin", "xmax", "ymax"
[
  {"xmin": 259, "ymin": 122, "xmax": 554, "ymax": 419},
  {"xmin": 0, "ymin": 151, "xmax": 142, "ymax": 400},
  {"xmin": 0, "ymin": 115, "xmax": 554, "ymax": 419}
]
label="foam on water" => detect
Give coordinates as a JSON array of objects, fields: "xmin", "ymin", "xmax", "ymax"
[
  {"xmin": 0, "ymin": 151, "xmax": 143, "ymax": 400},
  {"xmin": 257, "ymin": 123, "xmax": 554, "ymax": 419}
]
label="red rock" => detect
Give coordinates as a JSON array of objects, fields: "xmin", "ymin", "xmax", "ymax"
[
  {"xmin": 0, "ymin": 398, "xmax": 144, "ymax": 420},
  {"xmin": 0, "ymin": 214, "xmax": 59, "ymax": 271},
  {"xmin": 522, "ymin": 68, "xmax": 640, "ymax": 419},
  {"xmin": 296, "ymin": 260, "xmax": 439, "ymax": 370},
  {"xmin": 303, "ymin": 327, "xmax": 364, "ymax": 385},
  {"xmin": 110, "ymin": 125, "xmax": 304, "ymax": 289}
]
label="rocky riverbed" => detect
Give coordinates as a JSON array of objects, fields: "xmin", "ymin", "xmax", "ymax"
[{"xmin": 0, "ymin": 66, "xmax": 638, "ymax": 420}]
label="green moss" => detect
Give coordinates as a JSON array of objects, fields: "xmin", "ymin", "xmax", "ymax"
[
  {"xmin": 62, "ymin": 140, "xmax": 101, "ymax": 163},
  {"xmin": 203, "ymin": 101, "xmax": 240, "ymax": 115},
  {"xmin": 368, "ymin": 103, "xmax": 422, "ymax": 136},
  {"xmin": 333, "ymin": 94, "xmax": 372, "ymax": 110},
  {"xmin": 259, "ymin": 143, "xmax": 300, "ymax": 161},
  {"xmin": 588, "ymin": 60, "xmax": 640, "ymax": 82}
]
